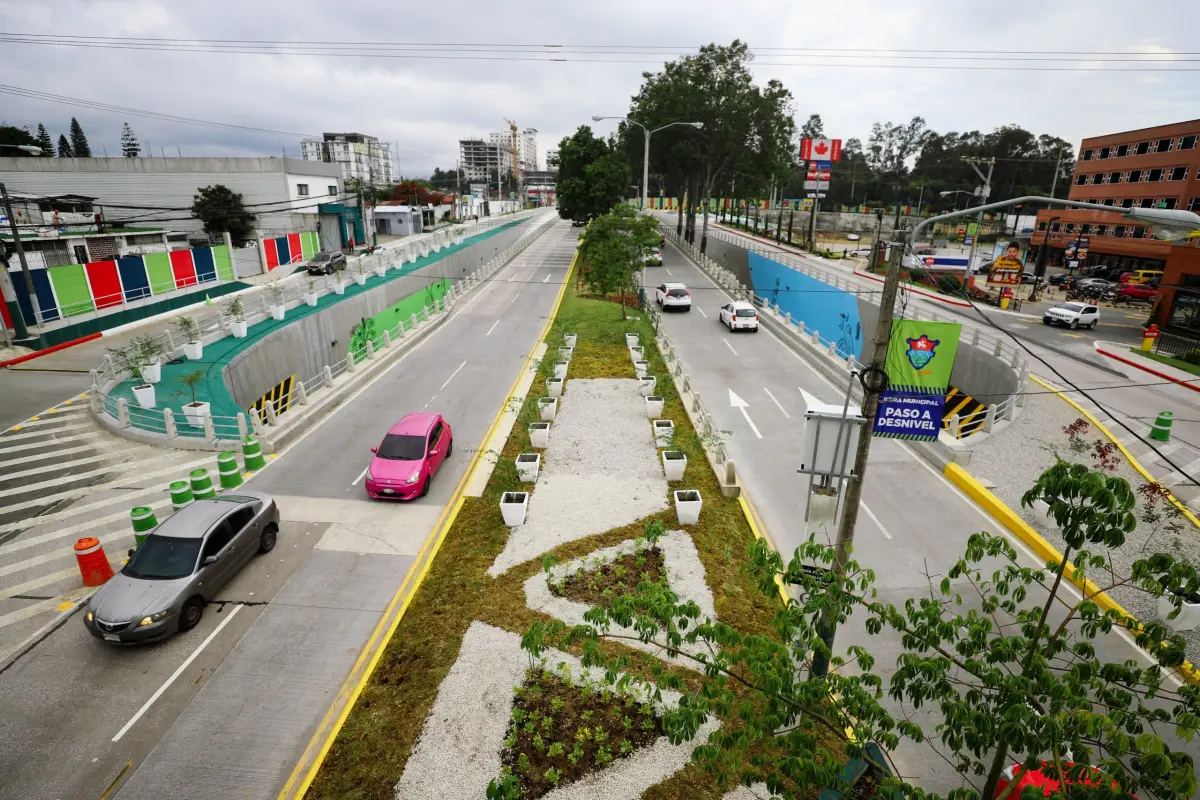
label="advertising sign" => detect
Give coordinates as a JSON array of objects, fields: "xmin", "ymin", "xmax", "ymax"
[
  {"xmin": 799, "ymin": 138, "xmax": 842, "ymax": 161},
  {"xmin": 873, "ymin": 319, "xmax": 962, "ymax": 441},
  {"xmin": 806, "ymin": 168, "xmax": 832, "ymax": 180},
  {"xmin": 963, "ymin": 235, "xmax": 975, "ymax": 246},
  {"xmin": 803, "ymin": 180, "xmax": 830, "ymax": 191},
  {"xmin": 967, "ymin": 223, "xmax": 979, "ymax": 236}
]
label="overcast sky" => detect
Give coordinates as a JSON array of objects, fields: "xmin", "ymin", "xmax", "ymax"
[{"xmin": 3, "ymin": 0, "xmax": 1199, "ymax": 177}]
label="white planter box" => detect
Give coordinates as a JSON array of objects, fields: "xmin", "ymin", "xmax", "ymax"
[
  {"xmin": 645, "ymin": 395, "xmax": 664, "ymax": 418},
  {"xmin": 270, "ymin": 305, "xmax": 286, "ymax": 321},
  {"xmin": 547, "ymin": 378, "xmax": 563, "ymax": 398},
  {"xmin": 559, "ymin": 346, "xmax": 573, "ymax": 362},
  {"xmin": 626, "ymin": 333, "xmax": 639, "ymax": 348},
  {"xmin": 132, "ymin": 383, "xmax": 156, "ymax": 409},
  {"xmin": 653, "ymin": 419, "xmax": 674, "ymax": 447},
  {"xmin": 662, "ymin": 450, "xmax": 686, "ymax": 481},
  {"xmin": 639, "ymin": 376, "xmax": 657, "ymax": 396},
  {"xmin": 673, "ymin": 489, "xmax": 702, "ymax": 525},
  {"xmin": 353, "ymin": 273, "xmax": 368, "ymax": 286},
  {"xmin": 629, "ymin": 346, "xmax": 644, "ymax": 362},
  {"xmin": 553, "ymin": 361, "xmax": 568, "ymax": 379},
  {"xmin": 500, "ymin": 491, "xmax": 529, "ymax": 526},
  {"xmin": 182, "ymin": 400, "xmax": 210, "ymax": 428},
  {"xmin": 516, "ymin": 453, "xmax": 541, "ymax": 482},
  {"xmin": 564, "ymin": 333, "xmax": 577, "ymax": 348},
  {"xmin": 182, "ymin": 341, "xmax": 204, "ymax": 360},
  {"xmin": 333, "ymin": 281, "xmax": 346, "ymax": 295},
  {"xmin": 304, "ymin": 293, "xmax": 319, "ymax": 307},
  {"xmin": 1158, "ymin": 594, "xmax": 1200, "ymax": 632},
  {"xmin": 141, "ymin": 361, "xmax": 161, "ymax": 384},
  {"xmin": 229, "ymin": 319, "xmax": 248, "ymax": 338},
  {"xmin": 373, "ymin": 265, "xmax": 387, "ymax": 277},
  {"xmin": 634, "ymin": 360, "xmax": 649, "ymax": 379},
  {"xmin": 539, "ymin": 398, "xmax": 558, "ymax": 421},
  {"xmin": 529, "ymin": 422, "xmax": 551, "ymax": 449}
]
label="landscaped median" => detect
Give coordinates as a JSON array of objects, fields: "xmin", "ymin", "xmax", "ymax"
[{"xmin": 300, "ymin": 261, "xmax": 851, "ymax": 798}]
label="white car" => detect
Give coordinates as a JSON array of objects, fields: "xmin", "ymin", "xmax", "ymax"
[
  {"xmin": 645, "ymin": 248, "xmax": 663, "ymax": 266},
  {"xmin": 655, "ymin": 282, "xmax": 692, "ymax": 312},
  {"xmin": 1043, "ymin": 301, "xmax": 1099, "ymax": 330},
  {"xmin": 719, "ymin": 301, "xmax": 759, "ymax": 332}
]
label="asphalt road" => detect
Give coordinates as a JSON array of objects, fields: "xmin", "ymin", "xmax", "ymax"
[
  {"xmin": 0, "ymin": 367, "xmax": 93, "ymax": 431},
  {"xmin": 0, "ymin": 219, "xmax": 578, "ymax": 800},
  {"xmin": 654, "ymin": 240, "xmax": 1200, "ymax": 795}
]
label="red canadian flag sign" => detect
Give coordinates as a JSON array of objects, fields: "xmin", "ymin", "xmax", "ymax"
[{"xmin": 800, "ymin": 138, "xmax": 842, "ymax": 162}]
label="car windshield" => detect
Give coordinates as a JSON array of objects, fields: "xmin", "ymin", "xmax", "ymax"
[
  {"xmin": 377, "ymin": 433, "xmax": 426, "ymax": 460},
  {"xmin": 123, "ymin": 535, "xmax": 202, "ymax": 580},
  {"xmin": 1062, "ymin": 303, "xmax": 1086, "ymax": 312},
  {"xmin": 736, "ymin": 308, "xmax": 757, "ymax": 317},
  {"xmin": 312, "ymin": 253, "xmax": 330, "ymax": 262},
  {"xmin": 667, "ymin": 289, "xmax": 689, "ymax": 297}
]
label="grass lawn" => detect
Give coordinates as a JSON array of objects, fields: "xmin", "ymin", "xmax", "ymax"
[
  {"xmin": 306, "ymin": 261, "xmax": 842, "ymax": 799},
  {"xmin": 1130, "ymin": 347, "xmax": 1200, "ymax": 378}
]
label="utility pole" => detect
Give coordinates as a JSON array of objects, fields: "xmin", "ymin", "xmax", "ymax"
[
  {"xmin": 1, "ymin": 182, "xmax": 42, "ymax": 334},
  {"xmin": 1049, "ymin": 145, "xmax": 1066, "ymax": 199},
  {"xmin": 811, "ymin": 228, "xmax": 907, "ymax": 679},
  {"xmin": 963, "ymin": 157, "xmax": 995, "ymax": 279}
]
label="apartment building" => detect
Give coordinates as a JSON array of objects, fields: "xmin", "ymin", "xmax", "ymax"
[
  {"xmin": 300, "ymin": 132, "xmax": 393, "ymax": 185},
  {"xmin": 487, "ymin": 127, "xmax": 538, "ymax": 174},
  {"xmin": 459, "ymin": 138, "xmax": 514, "ymax": 188}
]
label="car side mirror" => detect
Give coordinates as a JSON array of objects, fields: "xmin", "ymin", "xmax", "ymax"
[
  {"xmin": 430, "ymin": 449, "xmax": 439, "ymax": 456},
  {"xmin": 128, "ymin": 548, "xmax": 136, "ymax": 558},
  {"xmin": 203, "ymin": 555, "xmax": 219, "ymax": 566},
  {"xmin": 370, "ymin": 446, "xmax": 377, "ymax": 453}
]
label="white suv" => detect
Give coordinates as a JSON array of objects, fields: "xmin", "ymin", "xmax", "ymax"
[
  {"xmin": 1043, "ymin": 301, "xmax": 1099, "ymax": 330},
  {"xmin": 655, "ymin": 282, "xmax": 691, "ymax": 311},
  {"xmin": 719, "ymin": 301, "xmax": 759, "ymax": 332}
]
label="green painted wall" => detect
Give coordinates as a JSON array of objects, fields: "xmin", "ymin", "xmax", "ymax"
[
  {"xmin": 350, "ymin": 279, "xmax": 452, "ymax": 361},
  {"xmin": 213, "ymin": 245, "xmax": 234, "ymax": 281},
  {"xmin": 301, "ymin": 231, "xmax": 319, "ymax": 258},
  {"xmin": 144, "ymin": 252, "xmax": 174, "ymax": 295},
  {"xmin": 48, "ymin": 264, "xmax": 94, "ymax": 317}
]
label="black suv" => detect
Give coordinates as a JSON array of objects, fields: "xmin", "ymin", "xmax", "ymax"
[{"xmin": 306, "ymin": 251, "xmax": 345, "ymax": 275}]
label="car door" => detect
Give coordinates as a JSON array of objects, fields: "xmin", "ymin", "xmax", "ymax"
[
  {"xmin": 224, "ymin": 505, "xmax": 259, "ymax": 571},
  {"xmin": 1085, "ymin": 306, "xmax": 1099, "ymax": 325},
  {"xmin": 197, "ymin": 520, "xmax": 237, "ymax": 594},
  {"xmin": 656, "ymin": 284, "xmax": 666, "ymax": 304},
  {"xmin": 427, "ymin": 421, "xmax": 446, "ymax": 474},
  {"xmin": 719, "ymin": 304, "xmax": 730, "ymax": 326}
]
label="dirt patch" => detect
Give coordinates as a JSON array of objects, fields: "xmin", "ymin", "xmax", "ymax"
[{"xmin": 551, "ymin": 546, "xmax": 666, "ymax": 607}]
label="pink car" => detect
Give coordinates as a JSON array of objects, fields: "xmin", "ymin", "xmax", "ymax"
[{"xmin": 365, "ymin": 413, "xmax": 453, "ymax": 500}]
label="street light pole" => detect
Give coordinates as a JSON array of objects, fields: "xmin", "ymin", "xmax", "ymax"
[
  {"xmin": 591, "ymin": 115, "xmax": 703, "ymax": 214},
  {"xmin": 963, "ymin": 157, "xmax": 995, "ymax": 278}
]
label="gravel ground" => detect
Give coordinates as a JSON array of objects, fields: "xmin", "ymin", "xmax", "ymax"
[
  {"xmin": 489, "ymin": 379, "xmax": 669, "ymax": 576},
  {"xmin": 524, "ymin": 529, "xmax": 716, "ymax": 668},
  {"xmin": 395, "ymin": 621, "xmax": 718, "ymax": 799},
  {"xmin": 722, "ymin": 785, "xmax": 773, "ymax": 800},
  {"xmin": 967, "ymin": 392, "xmax": 1200, "ymax": 664}
]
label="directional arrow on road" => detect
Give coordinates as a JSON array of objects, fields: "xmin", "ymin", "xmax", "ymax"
[{"xmin": 729, "ymin": 389, "xmax": 763, "ymax": 439}]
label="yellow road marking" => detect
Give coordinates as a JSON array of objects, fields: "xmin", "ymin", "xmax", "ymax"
[
  {"xmin": 29, "ymin": 417, "xmax": 39, "ymax": 422},
  {"xmin": 9, "ymin": 426, "xmax": 21, "ymax": 432},
  {"xmin": 56, "ymin": 601, "xmax": 75, "ymax": 611},
  {"xmin": 1059, "ymin": 332, "xmax": 1085, "ymax": 338}
]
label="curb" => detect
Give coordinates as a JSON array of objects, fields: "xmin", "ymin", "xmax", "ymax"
[
  {"xmin": 1093, "ymin": 343, "xmax": 1200, "ymax": 394},
  {"xmin": 943, "ymin": 461, "xmax": 1200, "ymax": 687},
  {"xmin": 852, "ymin": 269, "xmax": 972, "ymax": 308},
  {"xmin": 0, "ymin": 332, "xmax": 103, "ymax": 368}
]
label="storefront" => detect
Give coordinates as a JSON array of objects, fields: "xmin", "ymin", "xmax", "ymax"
[{"xmin": 1152, "ymin": 242, "xmax": 1200, "ymax": 334}]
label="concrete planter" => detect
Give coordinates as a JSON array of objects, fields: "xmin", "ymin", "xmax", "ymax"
[
  {"xmin": 332, "ymin": 280, "xmax": 347, "ymax": 295},
  {"xmin": 539, "ymin": 397, "xmax": 558, "ymax": 421},
  {"xmin": 353, "ymin": 273, "xmax": 368, "ymax": 286},
  {"xmin": 229, "ymin": 319, "xmax": 248, "ymax": 338},
  {"xmin": 662, "ymin": 450, "xmax": 686, "ymax": 482},
  {"xmin": 373, "ymin": 264, "xmax": 387, "ymax": 277},
  {"xmin": 270, "ymin": 305, "xmax": 286, "ymax": 321},
  {"xmin": 182, "ymin": 341, "xmax": 204, "ymax": 360},
  {"xmin": 645, "ymin": 395, "xmax": 664, "ymax": 418},
  {"xmin": 516, "ymin": 453, "xmax": 541, "ymax": 483},
  {"xmin": 639, "ymin": 376, "xmax": 657, "ymax": 396},
  {"xmin": 559, "ymin": 346, "xmax": 573, "ymax": 362},
  {"xmin": 547, "ymin": 377, "xmax": 563, "ymax": 398},
  {"xmin": 141, "ymin": 361, "xmax": 161, "ymax": 384},
  {"xmin": 182, "ymin": 400, "xmax": 210, "ymax": 428},
  {"xmin": 673, "ymin": 489, "xmax": 702, "ymax": 525},
  {"xmin": 653, "ymin": 418, "xmax": 674, "ymax": 447},
  {"xmin": 553, "ymin": 361, "xmax": 568, "ymax": 379},
  {"xmin": 304, "ymin": 293, "xmax": 319, "ymax": 307},
  {"xmin": 1158, "ymin": 591, "xmax": 1200, "ymax": 632},
  {"xmin": 529, "ymin": 422, "xmax": 550, "ymax": 449},
  {"xmin": 633, "ymin": 360, "xmax": 649, "ymax": 379},
  {"xmin": 564, "ymin": 333, "xmax": 577, "ymax": 348},
  {"xmin": 500, "ymin": 491, "xmax": 529, "ymax": 526},
  {"xmin": 626, "ymin": 333, "xmax": 639, "ymax": 348},
  {"xmin": 132, "ymin": 383, "xmax": 156, "ymax": 409},
  {"xmin": 629, "ymin": 346, "xmax": 644, "ymax": 362}
]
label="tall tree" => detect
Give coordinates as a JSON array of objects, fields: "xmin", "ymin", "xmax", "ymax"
[
  {"xmin": 578, "ymin": 204, "xmax": 658, "ymax": 318},
  {"xmin": 556, "ymin": 125, "xmax": 630, "ymax": 224},
  {"xmin": 68, "ymin": 117, "xmax": 92, "ymax": 157},
  {"xmin": 34, "ymin": 123, "xmax": 53, "ymax": 156},
  {"xmin": 120, "ymin": 122, "xmax": 140, "ymax": 158},
  {"xmin": 800, "ymin": 113, "xmax": 825, "ymax": 140},
  {"xmin": 56, "ymin": 134, "xmax": 73, "ymax": 158},
  {"xmin": 0, "ymin": 125, "xmax": 40, "ymax": 156},
  {"xmin": 190, "ymin": 184, "xmax": 255, "ymax": 244}
]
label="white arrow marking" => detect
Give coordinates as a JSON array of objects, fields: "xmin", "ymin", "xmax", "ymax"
[
  {"xmin": 542, "ymin": 274, "xmax": 550, "ymax": 283},
  {"xmin": 729, "ymin": 389, "xmax": 762, "ymax": 438}
]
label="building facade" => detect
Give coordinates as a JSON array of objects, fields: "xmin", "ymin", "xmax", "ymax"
[
  {"xmin": 1033, "ymin": 120, "xmax": 1200, "ymax": 274},
  {"xmin": 487, "ymin": 128, "xmax": 538, "ymax": 174},
  {"xmin": 300, "ymin": 133, "xmax": 393, "ymax": 185},
  {"xmin": 545, "ymin": 149, "xmax": 559, "ymax": 171},
  {"xmin": 459, "ymin": 139, "xmax": 514, "ymax": 193}
]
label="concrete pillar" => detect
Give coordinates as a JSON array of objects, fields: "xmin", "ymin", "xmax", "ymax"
[
  {"xmin": 323, "ymin": 365, "xmax": 334, "ymax": 388},
  {"xmin": 237, "ymin": 413, "xmax": 248, "ymax": 439},
  {"xmin": 971, "ymin": 329, "xmax": 981, "ymax": 347},
  {"xmin": 828, "ymin": 341, "xmax": 838, "ymax": 358},
  {"xmin": 255, "ymin": 229, "xmax": 268, "ymax": 275},
  {"xmin": 983, "ymin": 404, "xmax": 997, "ymax": 433},
  {"xmin": 947, "ymin": 413, "xmax": 960, "ymax": 439},
  {"xmin": 382, "ymin": 330, "xmax": 392, "ymax": 348},
  {"xmin": 163, "ymin": 407, "xmax": 177, "ymax": 438},
  {"xmin": 410, "ymin": 313, "xmax": 418, "ymax": 330},
  {"xmin": 346, "ymin": 351, "xmax": 358, "ymax": 373},
  {"xmin": 365, "ymin": 340, "xmax": 376, "ymax": 359},
  {"xmin": 295, "ymin": 378, "xmax": 309, "ymax": 406},
  {"xmin": 264, "ymin": 400, "xmax": 278, "ymax": 425},
  {"xmin": 203, "ymin": 411, "xmax": 215, "ymax": 442},
  {"xmin": 1010, "ymin": 350, "xmax": 1021, "ymax": 369},
  {"xmin": 724, "ymin": 459, "xmax": 737, "ymax": 486},
  {"xmin": 251, "ymin": 409, "xmax": 267, "ymax": 436},
  {"xmin": 396, "ymin": 321, "xmax": 406, "ymax": 338},
  {"xmin": 422, "ymin": 306, "xmax": 430, "ymax": 322},
  {"xmin": 117, "ymin": 398, "xmax": 130, "ymax": 428},
  {"xmin": 994, "ymin": 339, "xmax": 1003, "ymax": 357},
  {"xmin": 165, "ymin": 329, "xmax": 175, "ymax": 353}
]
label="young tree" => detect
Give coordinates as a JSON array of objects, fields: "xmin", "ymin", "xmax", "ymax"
[
  {"xmin": 556, "ymin": 125, "xmax": 630, "ymax": 224},
  {"xmin": 120, "ymin": 122, "xmax": 140, "ymax": 158},
  {"xmin": 190, "ymin": 184, "xmax": 255, "ymax": 244},
  {"xmin": 35, "ymin": 123, "xmax": 53, "ymax": 156},
  {"xmin": 578, "ymin": 204, "xmax": 658, "ymax": 319},
  {"xmin": 56, "ymin": 134, "xmax": 73, "ymax": 158},
  {"xmin": 522, "ymin": 461, "xmax": 1200, "ymax": 799},
  {"xmin": 68, "ymin": 117, "xmax": 92, "ymax": 157}
]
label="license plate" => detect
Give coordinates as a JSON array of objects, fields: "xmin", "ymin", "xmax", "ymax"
[
  {"xmin": 103, "ymin": 634, "xmax": 120, "ymax": 642},
  {"xmin": 383, "ymin": 488, "xmax": 394, "ymax": 495}
]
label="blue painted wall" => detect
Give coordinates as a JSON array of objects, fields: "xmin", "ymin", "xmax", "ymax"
[{"xmin": 747, "ymin": 251, "xmax": 863, "ymax": 360}]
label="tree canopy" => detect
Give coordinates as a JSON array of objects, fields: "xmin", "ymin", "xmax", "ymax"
[
  {"xmin": 190, "ymin": 184, "xmax": 255, "ymax": 244},
  {"xmin": 120, "ymin": 122, "xmax": 140, "ymax": 158},
  {"xmin": 68, "ymin": 117, "xmax": 91, "ymax": 158},
  {"xmin": 556, "ymin": 125, "xmax": 630, "ymax": 224},
  {"xmin": 578, "ymin": 204, "xmax": 658, "ymax": 318}
]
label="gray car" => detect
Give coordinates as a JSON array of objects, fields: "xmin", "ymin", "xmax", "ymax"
[{"xmin": 84, "ymin": 493, "xmax": 279, "ymax": 644}]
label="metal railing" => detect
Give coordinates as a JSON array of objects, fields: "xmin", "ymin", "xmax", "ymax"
[{"xmin": 1154, "ymin": 330, "xmax": 1200, "ymax": 362}]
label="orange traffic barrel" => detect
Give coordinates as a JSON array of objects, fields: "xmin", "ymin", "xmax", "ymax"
[{"xmin": 74, "ymin": 537, "xmax": 115, "ymax": 586}]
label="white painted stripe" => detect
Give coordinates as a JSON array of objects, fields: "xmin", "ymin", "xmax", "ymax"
[
  {"xmin": 0, "ymin": 585, "xmax": 93, "ymax": 631},
  {"xmin": 509, "ymin": 292, "xmax": 520, "ymax": 305},
  {"xmin": 351, "ymin": 465, "xmax": 369, "ymax": 487},
  {"xmin": 485, "ymin": 320, "xmax": 500, "ymax": 336},
  {"xmin": 440, "ymin": 361, "xmax": 468, "ymax": 392},
  {"xmin": 0, "ymin": 536, "xmax": 129, "ymax": 578},
  {"xmin": 3, "ymin": 417, "xmax": 93, "ymax": 436},
  {"xmin": 112, "ymin": 604, "xmax": 243, "ymax": 742},
  {"xmin": 0, "ymin": 499, "xmax": 171, "ymax": 554},
  {"xmin": 11, "ymin": 407, "xmax": 89, "ymax": 426},
  {"xmin": 664, "ymin": 268, "xmax": 673, "ymax": 276},
  {"xmin": 0, "ymin": 431, "xmax": 109, "ymax": 455},
  {"xmin": 695, "ymin": 307, "xmax": 707, "ymax": 318},
  {"xmin": 0, "ymin": 451, "xmax": 200, "ymax": 501},
  {"xmin": 0, "ymin": 564, "xmax": 108, "ymax": 601},
  {"xmin": 2, "ymin": 444, "xmax": 147, "ymax": 481},
  {"xmin": 859, "ymin": 502, "xmax": 893, "ymax": 539},
  {"xmin": 0, "ymin": 455, "xmax": 213, "ymax": 516},
  {"xmin": 1, "ymin": 441, "xmax": 122, "ymax": 469},
  {"xmin": 542, "ymin": 274, "xmax": 550, "ymax": 283},
  {"xmin": 723, "ymin": 339, "xmax": 739, "ymax": 356},
  {"xmin": 763, "ymin": 387, "xmax": 790, "ymax": 419}
]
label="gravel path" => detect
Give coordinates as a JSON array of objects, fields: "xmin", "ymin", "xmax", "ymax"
[
  {"xmin": 967, "ymin": 392, "xmax": 1200, "ymax": 664},
  {"xmin": 395, "ymin": 621, "xmax": 718, "ymax": 799},
  {"xmin": 489, "ymin": 379, "xmax": 669, "ymax": 576},
  {"xmin": 524, "ymin": 529, "xmax": 716, "ymax": 668}
]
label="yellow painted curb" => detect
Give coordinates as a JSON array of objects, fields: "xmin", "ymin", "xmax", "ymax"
[
  {"xmin": 737, "ymin": 493, "xmax": 790, "ymax": 605},
  {"xmin": 280, "ymin": 245, "xmax": 578, "ymax": 800},
  {"xmin": 1030, "ymin": 373, "xmax": 1200, "ymax": 533},
  {"xmin": 943, "ymin": 462, "xmax": 1200, "ymax": 686}
]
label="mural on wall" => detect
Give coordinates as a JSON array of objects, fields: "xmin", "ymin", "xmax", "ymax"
[
  {"xmin": 263, "ymin": 231, "xmax": 319, "ymax": 271},
  {"xmin": 349, "ymin": 279, "xmax": 452, "ymax": 362},
  {"xmin": 746, "ymin": 252, "xmax": 863, "ymax": 360}
]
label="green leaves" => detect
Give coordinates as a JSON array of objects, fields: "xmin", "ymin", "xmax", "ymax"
[{"xmin": 556, "ymin": 126, "xmax": 629, "ymax": 224}]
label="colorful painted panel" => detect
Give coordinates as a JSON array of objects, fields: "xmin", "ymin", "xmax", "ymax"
[
  {"xmin": 264, "ymin": 238, "xmax": 279, "ymax": 270},
  {"xmin": 169, "ymin": 250, "xmax": 197, "ymax": 289},
  {"xmin": 212, "ymin": 245, "xmax": 234, "ymax": 281},
  {"xmin": 144, "ymin": 252, "xmax": 174, "ymax": 295},
  {"xmin": 300, "ymin": 231, "xmax": 318, "ymax": 259},
  {"xmin": 48, "ymin": 264, "xmax": 94, "ymax": 317},
  {"xmin": 117, "ymin": 257, "xmax": 151, "ymax": 302},
  {"xmin": 14, "ymin": 267, "xmax": 60, "ymax": 323},
  {"xmin": 273, "ymin": 237, "xmax": 291, "ymax": 268},
  {"xmin": 747, "ymin": 251, "xmax": 862, "ymax": 360},
  {"xmin": 193, "ymin": 248, "xmax": 217, "ymax": 283},
  {"xmin": 287, "ymin": 233, "xmax": 302, "ymax": 264},
  {"xmin": 85, "ymin": 260, "xmax": 123, "ymax": 309}
]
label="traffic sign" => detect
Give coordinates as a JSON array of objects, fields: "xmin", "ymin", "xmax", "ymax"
[
  {"xmin": 800, "ymin": 138, "xmax": 842, "ymax": 162},
  {"xmin": 924, "ymin": 256, "xmax": 936, "ymax": 267}
]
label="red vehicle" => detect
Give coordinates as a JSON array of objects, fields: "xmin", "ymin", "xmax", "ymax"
[
  {"xmin": 364, "ymin": 412, "xmax": 453, "ymax": 500},
  {"xmin": 1115, "ymin": 283, "xmax": 1158, "ymax": 302},
  {"xmin": 996, "ymin": 762, "xmax": 1138, "ymax": 798}
]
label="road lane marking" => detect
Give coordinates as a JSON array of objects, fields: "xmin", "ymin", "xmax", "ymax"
[
  {"xmin": 723, "ymin": 339, "xmax": 739, "ymax": 356},
  {"xmin": 485, "ymin": 320, "xmax": 500, "ymax": 336},
  {"xmin": 111, "ymin": 604, "xmax": 244, "ymax": 742},
  {"xmin": 763, "ymin": 387, "xmax": 790, "ymax": 418},
  {"xmin": 695, "ymin": 307, "xmax": 707, "ymax": 318},
  {"xmin": 542, "ymin": 274, "xmax": 550, "ymax": 283},
  {"xmin": 351, "ymin": 465, "xmax": 369, "ymax": 487},
  {"xmin": 440, "ymin": 361, "xmax": 468, "ymax": 391},
  {"xmin": 729, "ymin": 389, "xmax": 762, "ymax": 439},
  {"xmin": 509, "ymin": 292, "xmax": 520, "ymax": 305},
  {"xmin": 1060, "ymin": 332, "xmax": 1085, "ymax": 338},
  {"xmin": 859, "ymin": 502, "xmax": 893, "ymax": 539},
  {"xmin": 664, "ymin": 268, "xmax": 673, "ymax": 276}
]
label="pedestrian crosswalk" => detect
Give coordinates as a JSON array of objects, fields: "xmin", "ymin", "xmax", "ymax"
[{"xmin": 0, "ymin": 393, "xmax": 226, "ymax": 663}]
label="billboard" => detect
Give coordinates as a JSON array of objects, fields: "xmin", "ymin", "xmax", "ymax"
[
  {"xmin": 988, "ymin": 241, "xmax": 1025, "ymax": 285},
  {"xmin": 873, "ymin": 319, "xmax": 962, "ymax": 441}
]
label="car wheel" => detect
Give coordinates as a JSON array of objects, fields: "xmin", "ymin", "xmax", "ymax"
[
  {"xmin": 447, "ymin": 437, "xmax": 453, "ymax": 457},
  {"xmin": 1088, "ymin": 320, "xmax": 1097, "ymax": 330},
  {"xmin": 1070, "ymin": 319, "xmax": 1078, "ymax": 329},
  {"xmin": 420, "ymin": 476, "xmax": 430, "ymax": 497},
  {"xmin": 179, "ymin": 596, "xmax": 204, "ymax": 632},
  {"xmin": 1042, "ymin": 319, "xmax": 1050, "ymax": 325},
  {"xmin": 258, "ymin": 522, "xmax": 278, "ymax": 554}
]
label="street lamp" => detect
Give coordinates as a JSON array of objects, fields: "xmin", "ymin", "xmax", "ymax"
[
  {"xmin": 0, "ymin": 144, "xmax": 42, "ymax": 156},
  {"xmin": 591, "ymin": 115, "xmax": 703, "ymax": 210},
  {"xmin": 939, "ymin": 189, "xmax": 975, "ymax": 211}
]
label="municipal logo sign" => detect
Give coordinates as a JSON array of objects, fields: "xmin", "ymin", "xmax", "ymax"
[{"xmin": 905, "ymin": 334, "xmax": 940, "ymax": 371}]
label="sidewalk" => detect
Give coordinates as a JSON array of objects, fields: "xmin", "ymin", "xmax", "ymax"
[{"xmin": 1094, "ymin": 339, "xmax": 1200, "ymax": 394}]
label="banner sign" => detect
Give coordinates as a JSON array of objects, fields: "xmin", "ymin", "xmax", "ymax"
[
  {"xmin": 873, "ymin": 319, "xmax": 962, "ymax": 441},
  {"xmin": 803, "ymin": 180, "xmax": 830, "ymax": 191},
  {"xmin": 800, "ymin": 138, "xmax": 842, "ymax": 161}
]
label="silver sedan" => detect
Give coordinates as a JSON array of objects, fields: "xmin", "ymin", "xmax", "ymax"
[{"xmin": 84, "ymin": 492, "xmax": 280, "ymax": 644}]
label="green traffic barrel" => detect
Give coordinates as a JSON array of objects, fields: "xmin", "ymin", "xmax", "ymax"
[
  {"xmin": 130, "ymin": 506, "xmax": 158, "ymax": 547},
  {"xmin": 217, "ymin": 451, "xmax": 243, "ymax": 489},
  {"xmin": 190, "ymin": 468, "xmax": 215, "ymax": 500},
  {"xmin": 242, "ymin": 436, "xmax": 267, "ymax": 472},
  {"xmin": 169, "ymin": 480, "xmax": 193, "ymax": 511},
  {"xmin": 1151, "ymin": 411, "xmax": 1174, "ymax": 442}
]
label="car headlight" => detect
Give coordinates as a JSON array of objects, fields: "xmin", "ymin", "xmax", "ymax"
[
  {"xmin": 86, "ymin": 610, "xmax": 94, "ymax": 623},
  {"xmin": 365, "ymin": 469, "xmax": 374, "ymax": 483},
  {"xmin": 406, "ymin": 469, "xmax": 421, "ymax": 484},
  {"xmin": 138, "ymin": 610, "xmax": 170, "ymax": 627}
]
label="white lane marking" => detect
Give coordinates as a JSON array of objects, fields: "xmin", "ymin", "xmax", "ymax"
[
  {"xmin": 728, "ymin": 389, "xmax": 763, "ymax": 439},
  {"xmin": 664, "ymin": 268, "xmax": 673, "ymax": 276},
  {"xmin": 723, "ymin": 339, "xmax": 739, "ymax": 356},
  {"xmin": 859, "ymin": 501, "xmax": 893, "ymax": 539},
  {"xmin": 440, "ymin": 360, "xmax": 468, "ymax": 391},
  {"xmin": 351, "ymin": 465, "xmax": 370, "ymax": 487},
  {"xmin": 542, "ymin": 274, "xmax": 550, "ymax": 283},
  {"xmin": 763, "ymin": 387, "xmax": 790, "ymax": 419},
  {"xmin": 112, "ymin": 604, "xmax": 243, "ymax": 742},
  {"xmin": 509, "ymin": 292, "xmax": 520, "ymax": 306},
  {"xmin": 695, "ymin": 307, "xmax": 707, "ymax": 318},
  {"xmin": 485, "ymin": 320, "xmax": 500, "ymax": 336}
]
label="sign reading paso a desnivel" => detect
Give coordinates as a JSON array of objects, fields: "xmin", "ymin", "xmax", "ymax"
[{"xmin": 872, "ymin": 319, "xmax": 961, "ymax": 441}]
